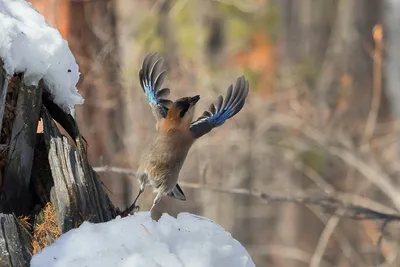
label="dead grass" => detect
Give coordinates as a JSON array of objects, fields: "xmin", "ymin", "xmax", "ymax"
[{"xmin": 31, "ymin": 203, "xmax": 61, "ymax": 254}]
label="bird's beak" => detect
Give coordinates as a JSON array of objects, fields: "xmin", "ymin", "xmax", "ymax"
[{"xmin": 190, "ymin": 95, "xmax": 200, "ymax": 105}]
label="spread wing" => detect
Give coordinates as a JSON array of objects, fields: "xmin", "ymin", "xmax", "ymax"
[
  {"xmin": 190, "ymin": 76, "xmax": 249, "ymax": 138},
  {"xmin": 139, "ymin": 53, "xmax": 173, "ymax": 120}
]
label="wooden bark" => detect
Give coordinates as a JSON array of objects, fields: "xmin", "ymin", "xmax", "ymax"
[
  {"xmin": 0, "ymin": 67, "xmax": 117, "ymax": 266},
  {"xmin": 0, "ymin": 78, "xmax": 42, "ymax": 215},
  {"xmin": 0, "ymin": 59, "xmax": 8, "ymax": 142},
  {"xmin": 0, "ymin": 214, "xmax": 31, "ymax": 267},
  {"xmin": 0, "ymin": 107, "xmax": 117, "ymax": 266},
  {"xmin": 41, "ymin": 107, "xmax": 116, "ymax": 232}
]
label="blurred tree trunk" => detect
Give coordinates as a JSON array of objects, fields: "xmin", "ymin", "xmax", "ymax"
[
  {"xmin": 194, "ymin": 1, "xmax": 257, "ymax": 260},
  {"xmin": 279, "ymin": 0, "xmax": 386, "ymax": 130},
  {"xmin": 69, "ymin": 0, "xmax": 124, "ymax": 164},
  {"xmin": 278, "ymin": 1, "xmax": 391, "ymax": 266},
  {"xmin": 277, "ymin": 1, "xmax": 382, "ymax": 266},
  {"xmin": 276, "ymin": 1, "xmax": 338, "ymax": 266},
  {"xmin": 384, "ymin": 0, "xmax": 400, "ymax": 151},
  {"xmin": 158, "ymin": 0, "xmax": 178, "ymax": 68},
  {"xmin": 383, "ymin": 6, "xmax": 400, "ymax": 265},
  {"xmin": 315, "ymin": 0, "xmax": 386, "ymax": 129},
  {"xmin": 193, "ymin": 0, "xmax": 245, "ymax": 236},
  {"xmin": 29, "ymin": 0, "xmax": 70, "ymax": 38},
  {"xmin": 278, "ymin": 0, "xmax": 336, "ymax": 79}
]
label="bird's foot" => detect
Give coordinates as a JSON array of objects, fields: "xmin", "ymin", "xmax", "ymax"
[{"xmin": 118, "ymin": 204, "xmax": 140, "ymax": 217}]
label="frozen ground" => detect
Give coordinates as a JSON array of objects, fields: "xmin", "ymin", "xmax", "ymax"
[
  {"xmin": 0, "ymin": 0, "xmax": 83, "ymax": 113},
  {"xmin": 30, "ymin": 212, "xmax": 255, "ymax": 267}
]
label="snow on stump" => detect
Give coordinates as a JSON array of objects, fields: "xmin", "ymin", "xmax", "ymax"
[{"xmin": 30, "ymin": 212, "xmax": 255, "ymax": 267}]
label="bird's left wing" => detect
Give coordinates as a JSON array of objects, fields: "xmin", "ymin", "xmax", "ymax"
[
  {"xmin": 190, "ymin": 76, "xmax": 249, "ymax": 139},
  {"xmin": 139, "ymin": 53, "xmax": 173, "ymax": 120}
]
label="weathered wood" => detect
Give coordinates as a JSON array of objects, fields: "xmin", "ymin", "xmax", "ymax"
[
  {"xmin": 41, "ymin": 108, "xmax": 116, "ymax": 232},
  {"xmin": 41, "ymin": 84, "xmax": 81, "ymax": 145},
  {"xmin": 0, "ymin": 78, "xmax": 43, "ymax": 215},
  {"xmin": 0, "ymin": 58, "xmax": 8, "ymax": 142},
  {"xmin": 0, "ymin": 214, "xmax": 31, "ymax": 267},
  {"xmin": 31, "ymin": 134, "xmax": 53, "ymax": 205},
  {"xmin": 0, "ymin": 71, "xmax": 116, "ymax": 264}
]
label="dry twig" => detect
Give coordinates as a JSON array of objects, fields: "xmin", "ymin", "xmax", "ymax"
[
  {"xmin": 94, "ymin": 166, "xmax": 400, "ymax": 221},
  {"xmin": 361, "ymin": 24, "xmax": 383, "ymax": 147}
]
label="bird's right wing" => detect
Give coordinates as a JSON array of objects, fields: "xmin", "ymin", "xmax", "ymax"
[
  {"xmin": 139, "ymin": 53, "xmax": 173, "ymax": 120},
  {"xmin": 189, "ymin": 76, "xmax": 249, "ymax": 139}
]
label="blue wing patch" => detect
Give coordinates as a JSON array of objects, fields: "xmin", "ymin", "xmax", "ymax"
[
  {"xmin": 144, "ymin": 84, "xmax": 157, "ymax": 105},
  {"xmin": 190, "ymin": 76, "xmax": 249, "ymax": 138},
  {"xmin": 139, "ymin": 53, "xmax": 173, "ymax": 119}
]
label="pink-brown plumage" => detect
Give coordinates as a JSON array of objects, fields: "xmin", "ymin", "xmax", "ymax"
[{"xmin": 125, "ymin": 53, "xmax": 249, "ymax": 214}]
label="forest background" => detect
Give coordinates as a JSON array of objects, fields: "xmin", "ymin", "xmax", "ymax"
[{"xmin": 29, "ymin": 0, "xmax": 400, "ymax": 266}]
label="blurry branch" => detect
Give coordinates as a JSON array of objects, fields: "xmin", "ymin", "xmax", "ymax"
[
  {"xmin": 293, "ymin": 161, "xmax": 335, "ymax": 195},
  {"xmin": 306, "ymin": 205, "xmax": 365, "ymax": 266},
  {"xmin": 296, "ymin": 161, "xmax": 395, "ymax": 216},
  {"xmin": 326, "ymin": 147, "xmax": 400, "ymax": 210},
  {"xmin": 266, "ymin": 114, "xmax": 400, "ymax": 210},
  {"xmin": 361, "ymin": 24, "xmax": 383, "ymax": 147},
  {"xmin": 314, "ymin": 0, "xmax": 353, "ymax": 117},
  {"xmin": 309, "ymin": 214, "xmax": 341, "ymax": 267},
  {"xmin": 93, "ymin": 166, "xmax": 400, "ymax": 221},
  {"xmin": 378, "ymin": 220, "xmax": 392, "ymax": 265},
  {"xmin": 94, "ymin": 166, "xmax": 136, "ymax": 176}
]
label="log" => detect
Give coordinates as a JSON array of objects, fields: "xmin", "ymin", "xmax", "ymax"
[{"xmin": 0, "ymin": 77, "xmax": 43, "ymax": 215}]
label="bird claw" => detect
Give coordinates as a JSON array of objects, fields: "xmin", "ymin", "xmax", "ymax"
[{"xmin": 118, "ymin": 204, "xmax": 140, "ymax": 217}]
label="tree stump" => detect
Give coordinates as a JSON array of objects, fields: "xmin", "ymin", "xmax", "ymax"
[{"xmin": 0, "ymin": 59, "xmax": 117, "ymax": 267}]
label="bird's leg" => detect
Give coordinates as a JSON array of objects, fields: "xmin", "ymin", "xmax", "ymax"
[
  {"xmin": 122, "ymin": 187, "xmax": 144, "ymax": 216},
  {"xmin": 150, "ymin": 203, "xmax": 156, "ymax": 212},
  {"xmin": 150, "ymin": 191, "xmax": 163, "ymax": 212},
  {"xmin": 130, "ymin": 187, "xmax": 144, "ymax": 210}
]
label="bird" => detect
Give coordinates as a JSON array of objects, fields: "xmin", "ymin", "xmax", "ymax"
[{"xmin": 126, "ymin": 52, "xmax": 249, "ymax": 213}]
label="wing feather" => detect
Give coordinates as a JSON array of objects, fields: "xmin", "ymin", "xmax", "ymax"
[
  {"xmin": 139, "ymin": 53, "xmax": 172, "ymax": 119},
  {"xmin": 190, "ymin": 76, "xmax": 249, "ymax": 138}
]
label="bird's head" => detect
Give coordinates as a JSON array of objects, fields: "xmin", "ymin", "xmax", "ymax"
[{"xmin": 165, "ymin": 95, "xmax": 200, "ymax": 128}]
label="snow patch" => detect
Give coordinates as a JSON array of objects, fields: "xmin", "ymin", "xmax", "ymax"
[
  {"xmin": 0, "ymin": 0, "xmax": 83, "ymax": 114},
  {"xmin": 30, "ymin": 212, "xmax": 255, "ymax": 267}
]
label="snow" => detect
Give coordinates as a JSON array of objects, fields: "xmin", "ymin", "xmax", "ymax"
[
  {"xmin": 30, "ymin": 212, "xmax": 255, "ymax": 267},
  {"xmin": 0, "ymin": 0, "xmax": 83, "ymax": 114}
]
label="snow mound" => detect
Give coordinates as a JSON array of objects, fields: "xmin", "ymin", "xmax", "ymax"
[
  {"xmin": 30, "ymin": 212, "xmax": 255, "ymax": 267},
  {"xmin": 0, "ymin": 0, "xmax": 83, "ymax": 114}
]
